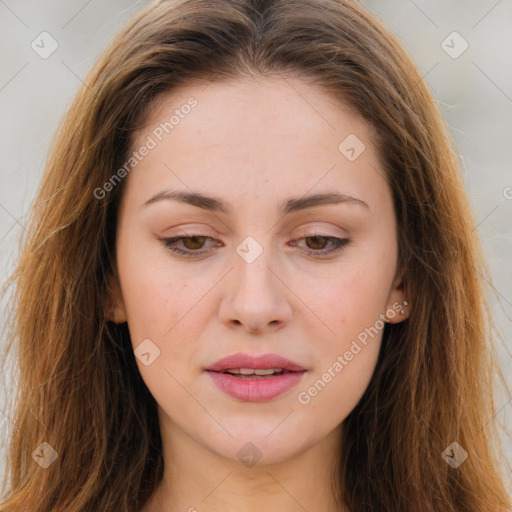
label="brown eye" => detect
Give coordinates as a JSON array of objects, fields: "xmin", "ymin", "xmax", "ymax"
[
  {"xmin": 181, "ymin": 236, "xmax": 207, "ymax": 250},
  {"xmin": 304, "ymin": 236, "xmax": 329, "ymax": 250},
  {"xmin": 291, "ymin": 234, "xmax": 350, "ymax": 256},
  {"xmin": 159, "ymin": 235, "xmax": 222, "ymax": 257}
]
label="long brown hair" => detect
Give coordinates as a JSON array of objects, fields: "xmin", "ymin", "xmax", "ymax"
[{"xmin": 1, "ymin": 0, "xmax": 511, "ymax": 510}]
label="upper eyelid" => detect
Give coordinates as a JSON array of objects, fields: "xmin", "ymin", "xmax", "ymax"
[
  {"xmin": 165, "ymin": 226, "xmax": 346, "ymax": 238},
  {"xmin": 164, "ymin": 231, "xmax": 344, "ymax": 243}
]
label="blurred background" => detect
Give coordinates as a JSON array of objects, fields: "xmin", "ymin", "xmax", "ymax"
[{"xmin": 1, "ymin": 0, "xmax": 511, "ymax": 495}]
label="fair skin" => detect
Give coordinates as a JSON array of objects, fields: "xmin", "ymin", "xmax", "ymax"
[{"xmin": 106, "ymin": 75, "xmax": 409, "ymax": 512}]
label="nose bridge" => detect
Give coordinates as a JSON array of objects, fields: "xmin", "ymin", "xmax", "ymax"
[
  {"xmin": 218, "ymin": 233, "xmax": 292, "ymax": 331},
  {"xmin": 232, "ymin": 234, "xmax": 279, "ymax": 296}
]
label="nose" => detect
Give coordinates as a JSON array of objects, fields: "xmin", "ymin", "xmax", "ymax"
[{"xmin": 218, "ymin": 246, "xmax": 293, "ymax": 334}]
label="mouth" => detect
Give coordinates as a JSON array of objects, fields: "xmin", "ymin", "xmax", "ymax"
[
  {"xmin": 204, "ymin": 353, "xmax": 308, "ymax": 402},
  {"xmin": 210, "ymin": 368, "xmax": 297, "ymax": 379}
]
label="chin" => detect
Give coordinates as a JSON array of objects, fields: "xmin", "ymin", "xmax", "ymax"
[{"xmin": 200, "ymin": 425, "xmax": 317, "ymax": 468}]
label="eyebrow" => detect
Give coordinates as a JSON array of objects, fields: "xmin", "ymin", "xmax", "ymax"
[{"xmin": 142, "ymin": 190, "xmax": 369, "ymax": 214}]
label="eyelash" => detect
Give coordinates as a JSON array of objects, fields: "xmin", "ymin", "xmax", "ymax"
[{"xmin": 159, "ymin": 232, "xmax": 350, "ymax": 258}]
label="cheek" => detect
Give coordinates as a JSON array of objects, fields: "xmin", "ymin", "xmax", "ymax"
[
  {"xmin": 119, "ymin": 266, "xmax": 212, "ymax": 408},
  {"xmin": 122, "ymin": 273, "xmax": 214, "ymax": 353},
  {"xmin": 304, "ymin": 261, "xmax": 393, "ymax": 344},
  {"xmin": 116, "ymin": 228, "xmax": 208, "ymax": 340},
  {"xmin": 292, "ymin": 258, "xmax": 391, "ymax": 416},
  {"xmin": 297, "ymin": 341, "xmax": 381, "ymax": 434},
  {"xmin": 296, "ymin": 271, "xmax": 386, "ymax": 419},
  {"xmin": 311, "ymin": 298, "xmax": 384, "ymax": 393},
  {"xmin": 117, "ymin": 247, "xmax": 227, "ymax": 395}
]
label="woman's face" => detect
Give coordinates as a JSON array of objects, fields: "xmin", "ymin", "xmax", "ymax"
[{"xmin": 109, "ymin": 75, "xmax": 407, "ymax": 465}]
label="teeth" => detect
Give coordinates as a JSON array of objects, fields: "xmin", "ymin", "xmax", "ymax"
[
  {"xmin": 225, "ymin": 368, "xmax": 283, "ymax": 375},
  {"xmin": 254, "ymin": 368, "xmax": 281, "ymax": 375}
]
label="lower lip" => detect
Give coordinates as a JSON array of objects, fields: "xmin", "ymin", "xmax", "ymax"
[{"xmin": 205, "ymin": 370, "xmax": 307, "ymax": 402}]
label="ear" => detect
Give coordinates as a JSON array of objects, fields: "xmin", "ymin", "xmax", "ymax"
[
  {"xmin": 104, "ymin": 271, "xmax": 128, "ymax": 323},
  {"xmin": 384, "ymin": 270, "xmax": 410, "ymax": 324}
]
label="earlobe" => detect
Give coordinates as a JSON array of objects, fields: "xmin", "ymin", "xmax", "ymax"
[
  {"xmin": 384, "ymin": 272, "xmax": 410, "ymax": 323},
  {"xmin": 104, "ymin": 272, "xmax": 128, "ymax": 323},
  {"xmin": 384, "ymin": 296, "xmax": 410, "ymax": 324}
]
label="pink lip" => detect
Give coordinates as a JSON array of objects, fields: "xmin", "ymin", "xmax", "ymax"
[
  {"xmin": 205, "ymin": 352, "xmax": 306, "ymax": 372},
  {"xmin": 204, "ymin": 352, "xmax": 307, "ymax": 402}
]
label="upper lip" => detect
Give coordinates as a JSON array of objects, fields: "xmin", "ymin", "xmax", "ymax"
[{"xmin": 205, "ymin": 352, "xmax": 307, "ymax": 372}]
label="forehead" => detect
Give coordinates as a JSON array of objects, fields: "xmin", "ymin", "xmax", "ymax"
[
  {"xmin": 135, "ymin": 75, "xmax": 371, "ymax": 150},
  {"xmin": 124, "ymin": 75, "xmax": 388, "ymax": 213}
]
